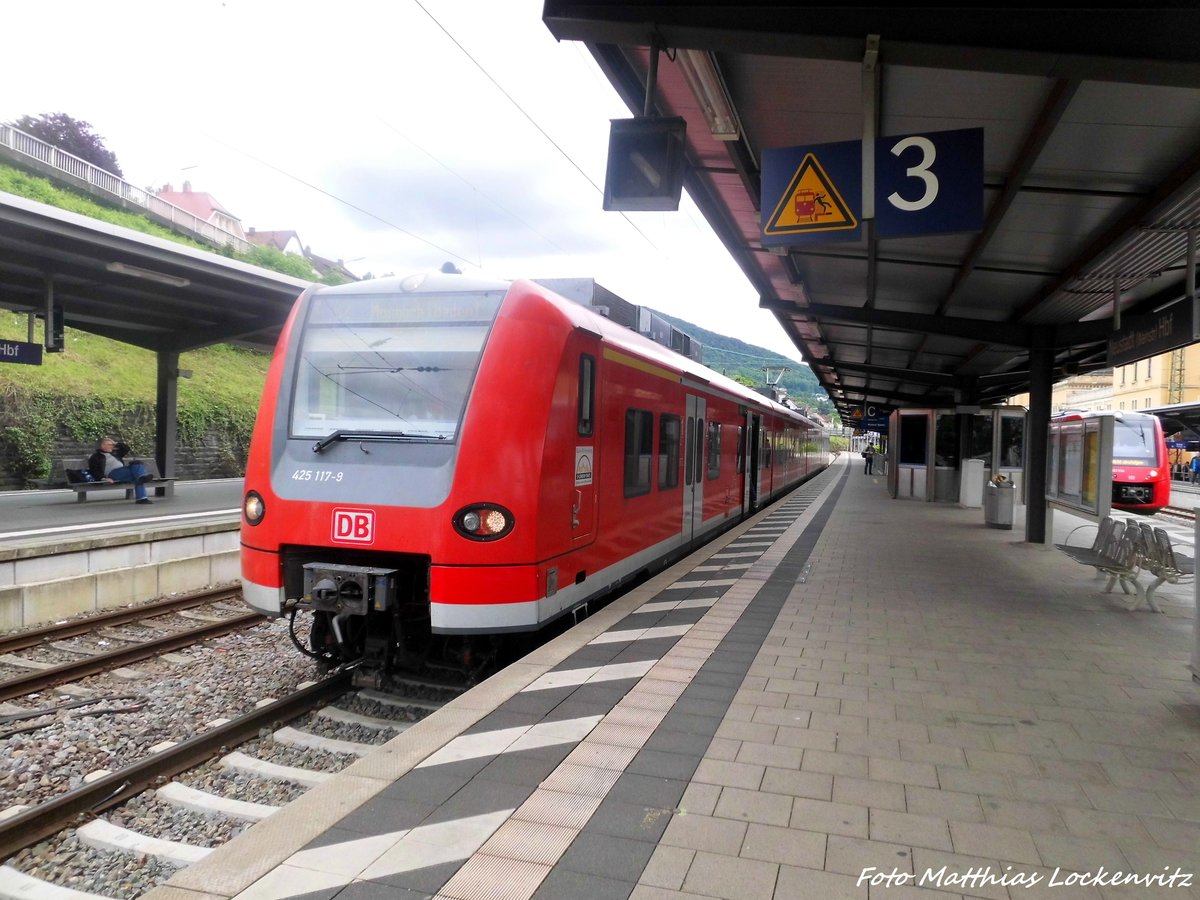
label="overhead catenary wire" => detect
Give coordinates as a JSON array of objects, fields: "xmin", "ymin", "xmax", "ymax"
[
  {"xmin": 206, "ymin": 3, "xmax": 661, "ymax": 267},
  {"xmin": 410, "ymin": 0, "xmax": 660, "ymax": 252},
  {"xmin": 204, "ymin": 135, "xmax": 475, "ymax": 268}
]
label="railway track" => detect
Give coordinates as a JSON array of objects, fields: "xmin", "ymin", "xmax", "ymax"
[
  {"xmin": 0, "ymin": 589, "xmax": 264, "ymax": 703},
  {"xmin": 0, "ymin": 674, "xmax": 353, "ymax": 861},
  {"xmin": 0, "ymin": 589, "xmax": 245, "ymax": 657},
  {"xmin": 0, "ymin": 639, "xmax": 459, "ymax": 898}
]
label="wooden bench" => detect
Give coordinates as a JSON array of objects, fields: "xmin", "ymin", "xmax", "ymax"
[{"xmin": 58, "ymin": 457, "xmax": 175, "ymax": 502}]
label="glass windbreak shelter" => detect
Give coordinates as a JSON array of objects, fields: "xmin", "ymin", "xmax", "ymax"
[{"xmin": 887, "ymin": 407, "xmax": 1027, "ymax": 502}]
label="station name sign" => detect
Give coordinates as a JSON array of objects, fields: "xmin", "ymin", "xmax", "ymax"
[
  {"xmin": 0, "ymin": 340, "xmax": 43, "ymax": 366},
  {"xmin": 1108, "ymin": 302, "xmax": 1192, "ymax": 367}
]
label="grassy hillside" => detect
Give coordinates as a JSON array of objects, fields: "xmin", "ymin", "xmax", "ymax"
[{"xmin": 0, "ymin": 310, "xmax": 269, "ymax": 481}]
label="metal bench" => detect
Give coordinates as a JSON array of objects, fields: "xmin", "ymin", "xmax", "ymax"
[
  {"xmin": 59, "ymin": 457, "xmax": 175, "ymax": 502},
  {"xmin": 1131, "ymin": 521, "xmax": 1195, "ymax": 612},
  {"xmin": 1056, "ymin": 516, "xmax": 1145, "ymax": 602}
]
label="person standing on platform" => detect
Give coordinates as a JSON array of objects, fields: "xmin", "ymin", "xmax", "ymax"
[
  {"xmin": 1190, "ymin": 454, "xmax": 1200, "ymax": 485},
  {"xmin": 863, "ymin": 444, "xmax": 876, "ymax": 475},
  {"xmin": 88, "ymin": 436, "xmax": 153, "ymax": 504}
]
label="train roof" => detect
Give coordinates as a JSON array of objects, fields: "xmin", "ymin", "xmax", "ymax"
[
  {"xmin": 314, "ymin": 272, "xmax": 821, "ymax": 429},
  {"xmin": 510, "ymin": 279, "xmax": 816, "ymax": 427}
]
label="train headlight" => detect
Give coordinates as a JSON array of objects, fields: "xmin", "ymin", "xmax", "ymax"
[
  {"xmin": 453, "ymin": 503, "xmax": 514, "ymax": 541},
  {"xmin": 243, "ymin": 491, "xmax": 266, "ymax": 526}
]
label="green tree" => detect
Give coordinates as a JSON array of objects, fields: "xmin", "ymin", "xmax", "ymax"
[{"xmin": 15, "ymin": 113, "xmax": 124, "ymax": 177}]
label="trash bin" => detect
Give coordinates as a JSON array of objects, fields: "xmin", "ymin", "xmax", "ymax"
[{"xmin": 983, "ymin": 478, "xmax": 1015, "ymax": 529}]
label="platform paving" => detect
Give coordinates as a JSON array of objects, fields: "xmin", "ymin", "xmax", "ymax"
[{"xmin": 147, "ymin": 457, "xmax": 1199, "ymax": 900}]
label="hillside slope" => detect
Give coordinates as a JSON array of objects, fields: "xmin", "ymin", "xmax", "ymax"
[{"xmin": 650, "ymin": 310, "xmax": 829, "ymax": 413}]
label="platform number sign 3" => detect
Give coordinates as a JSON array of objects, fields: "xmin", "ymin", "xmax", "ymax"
[{"xmin": 887, "ymin": 136, "xmax": 938, "ymax": 212}]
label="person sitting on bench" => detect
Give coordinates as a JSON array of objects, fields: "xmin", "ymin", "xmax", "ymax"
[{"xmin": 88, "ymin": 436, "xmax": 153, "ymax": 504}]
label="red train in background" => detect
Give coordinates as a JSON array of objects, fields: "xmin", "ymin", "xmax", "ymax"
[
  {"xmin": 1051, "ymin": 409, "xmax": 1171, "ymax": 514},
  {"xmin": 240, "ymin": 272, "xmax": 831, "ymax": 673}
]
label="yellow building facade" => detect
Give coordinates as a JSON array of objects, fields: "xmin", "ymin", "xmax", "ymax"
[
  {"xmin": 1010, "ymin": 344, "xmax": 1200, "ymax": 415},
  {"xmin": 1009, "ymin": 345, "xmax": 1200, "ymax": 474}
]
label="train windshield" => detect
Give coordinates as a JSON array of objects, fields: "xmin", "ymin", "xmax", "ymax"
[
  {"xmin": 290, "ymin": 289, "xmax": 505, "ymax": 441},
  {"xmin": 1112, "ymin": 416, "xmax": 1158, "ymax": 464}
]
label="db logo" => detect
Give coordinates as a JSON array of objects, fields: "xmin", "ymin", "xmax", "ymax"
[{"xmin": 331, "ymin": 508, "xmax": 375, "ymax": 544}]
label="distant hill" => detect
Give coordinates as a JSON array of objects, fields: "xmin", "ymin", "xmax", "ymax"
[{"xmin": 650, "ymin": 310, "xmax": 832, "ymax": 415}]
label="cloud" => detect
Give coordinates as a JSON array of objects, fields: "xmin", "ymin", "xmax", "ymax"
[{"xmin": 0, "ymin": 0, "xmax": 807, "ymax": 363}]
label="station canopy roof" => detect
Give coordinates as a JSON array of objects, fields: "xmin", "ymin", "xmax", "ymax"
[
  {"xmin": 544, "ymin": 4, "xmax": 1200, "ymax": 418},
  {"xmin": 0, "ymin": 192, "xmax": 309, "ymax": 354}
]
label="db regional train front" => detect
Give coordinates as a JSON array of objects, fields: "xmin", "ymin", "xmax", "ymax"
[{"xmin": 240, "ymin": 271, "xmax": 829, "ymax": 677}]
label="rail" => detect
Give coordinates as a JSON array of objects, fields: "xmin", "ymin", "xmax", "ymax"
[
  {"xmin": 0, "ymin": 673, "xmax": 352, "ymax": 860},
  {"xmin": 0, "ymin": 124, "xmax": 252, "ymax": 254},
  {"xmin": 0, "ymin": 610, "xmax": 263, "ymax": 703},
  {"xmin": 0, "ymin": 587, "xmax": 240, "ymax": 656}
]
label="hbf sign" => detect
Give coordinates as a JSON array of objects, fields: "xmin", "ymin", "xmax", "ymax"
[
  {"xmin": 331, "ymin": 508, "xmax": 375, "ymax": 545},
  {"xmin": 0, "ymin": 340, "xmax": 43, "ymax": 366}
]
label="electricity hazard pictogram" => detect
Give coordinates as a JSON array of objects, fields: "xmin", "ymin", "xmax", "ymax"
[{"xmin": 763, "ymin": 153, "xmax": 857, "ymax": 236}]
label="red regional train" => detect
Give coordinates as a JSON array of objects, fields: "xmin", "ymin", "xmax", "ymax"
[
  {"xmin": 240, "ymin": 272, "xmax": 831, "ymax": 673},
  {"xmin": 1051, "ymin": 409, "xmax": 1171, "ymax": 514}
]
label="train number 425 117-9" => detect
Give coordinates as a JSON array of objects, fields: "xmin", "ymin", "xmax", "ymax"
[{"xmin": 290, "ymin": 469, "xmax": 343, "ymax": 482}]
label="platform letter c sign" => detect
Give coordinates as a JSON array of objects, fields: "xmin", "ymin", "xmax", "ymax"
[{"xmin": 332, "ymin": 508, "xmax": 375, "ymax": 544}]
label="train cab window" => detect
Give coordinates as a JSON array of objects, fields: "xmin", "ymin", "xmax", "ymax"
[
  {"xmin": 706, "ymin": 422, "xmax": 721, "ymax": 479},
  {"xmin": 624, "ymin": 409, "xmax": 653, "ymax": 497},
  {"xmin": 736, "ymin": 426, "xmax": 745, "ymax": 474},
  {"xmin": 763, "ymin": 437, "xmax": 772, "ymax": 468},
  {"xmin": 659, "ymin": 415, "xmax": 681, "ymax": 489},
  {"xmin": 289, "ymin": 286, "xmax": 505, "ymax": 442},
  {"xmin": 577, "ymin": 355, "xmax": 595, "ymax": 436}
]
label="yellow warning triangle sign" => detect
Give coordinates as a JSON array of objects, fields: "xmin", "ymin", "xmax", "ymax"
[{"xmin": 763, "ymin": 153, "xmax": 858, "ymax": 236}]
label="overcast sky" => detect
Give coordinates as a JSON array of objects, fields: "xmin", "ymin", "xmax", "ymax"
[{"xmin": 3, "ymin": 0, "xmax": 805, "ymax": 362}]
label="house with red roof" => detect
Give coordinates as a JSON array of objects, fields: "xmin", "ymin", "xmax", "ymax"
[
  {"xmin": 155, "ymin": 181, "xmax": 245, "ymax": 239},
  {"xmin": 245, "ymin": 228, "xmax": 303, "ymax": 256}
]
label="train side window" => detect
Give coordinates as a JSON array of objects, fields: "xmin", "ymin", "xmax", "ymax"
[
  {"xmin": 763, "ymin": 436, "xmax": 772, "ymax": 468},
  {"xmin": 736, "ymin": 426, "xmax": 745, "ymax": 474},
  {"xmin": 624, "ymin": 409, "xmax": 653, "ymax": 497},
  {"xmin": 659, "ymin": 414, "xmax": 681, "ymax": 489},
  {"xmin": 577, "ymin": 354, "xmax": 595, "ymax": 436},
  {"xmin": 707, "ymin": 421, "xmax": 721, "ymax": 479}
]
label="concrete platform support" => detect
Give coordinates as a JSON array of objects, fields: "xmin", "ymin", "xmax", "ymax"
[{"xmin": 0, "ymin": 526, "xmax": 239, "ymax": 630}]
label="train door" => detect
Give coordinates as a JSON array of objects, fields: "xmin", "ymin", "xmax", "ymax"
[
  {"xmin": 684, "ymin": 395, "xmax": 706, "ymax": 542},
  {"xmin": 745, "ymin": 413, "xmax": 762, "ymax": 513},
  {"xmin": 572, "ymin": 350, "xmax": 598, "ymax": 546}
]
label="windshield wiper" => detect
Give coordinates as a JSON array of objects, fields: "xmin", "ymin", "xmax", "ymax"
[
  {"xmin": 311, "ymin": 430, "xmax": 447, "ymax": 453},
  {"xmin": 335, "ymin": 365, "xmax": 452, "ymax": 374}
]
